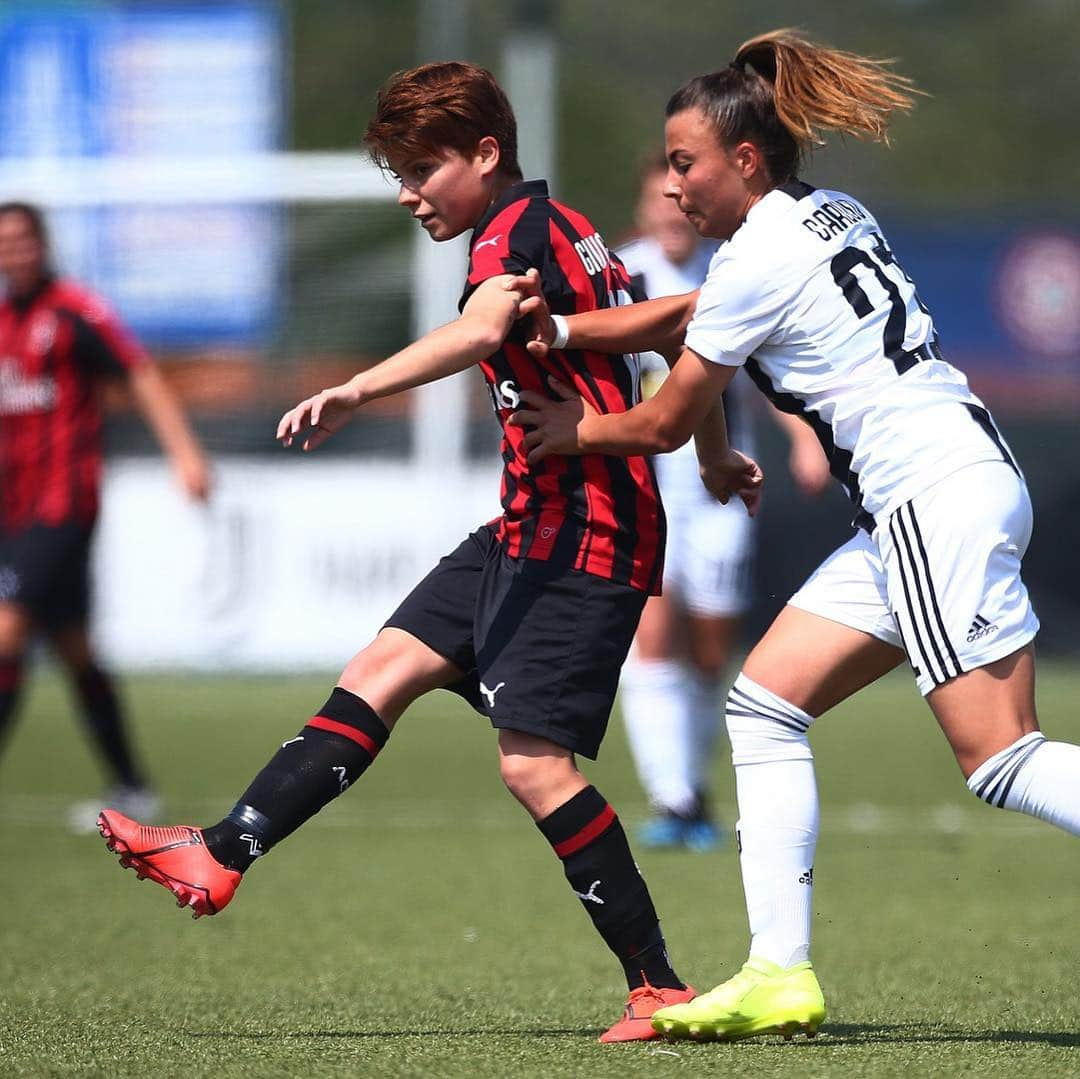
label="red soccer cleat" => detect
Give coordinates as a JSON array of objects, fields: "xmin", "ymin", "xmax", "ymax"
[
  {"xmin": 600, "ymin": 978, "xmax": 697, "ymax": 1043},
  {"xmin": 97, "ymin": 809, "xmax": 241, "ymax": 919}
]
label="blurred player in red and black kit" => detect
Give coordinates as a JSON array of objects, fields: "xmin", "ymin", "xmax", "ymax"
[
  {"xmin": 0, "ymin": 202, "xmax": 211, "ymax": 829},
  {"xmin": 94, "ymin": 62, "xmax": 736, "ymax": 1040}
]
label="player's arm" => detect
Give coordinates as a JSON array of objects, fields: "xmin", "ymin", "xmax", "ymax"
[
  {"xmin": 277, "ymin": 274, "xmax": 519, "ymax": 451},
  {"xmin": 72, "ymin": 300, "xmax": 211, "ymax": 501},
  {"xmin": 510, "ymin": 268, "xmax": 697, "ymax": 358},
  {"xmin": 127, "ymin": 364, "xmax": 212, "ymax": 501},
  {"xmin": 510, "ymin": 348, "xmax": 763, "ymax": 512},
  {"xmin": 769, "ymin": 406, "xmax": 831, "ymax": 496}
]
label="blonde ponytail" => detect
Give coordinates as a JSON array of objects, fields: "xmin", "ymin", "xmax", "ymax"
[
  {"xmin": 734, "ymin": 29, "xmax": 920, "ymax": 148},
  {"xmin": 666, "ymin": 30, "xmax": 921, "ymax": 182}
]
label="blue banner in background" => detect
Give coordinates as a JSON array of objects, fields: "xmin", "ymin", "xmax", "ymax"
[
  {"xmin": 0, "ymin": 3, "xmax": 282, "ymax": 347},
  {"xmin": 881, "ymin": 219, "xmax": 1080, "ymax": 413}
]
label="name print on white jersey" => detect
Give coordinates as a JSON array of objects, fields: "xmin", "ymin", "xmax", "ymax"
[{"xmin": 801, "ymin": 198, "xmax": 868, "ymax": 242}]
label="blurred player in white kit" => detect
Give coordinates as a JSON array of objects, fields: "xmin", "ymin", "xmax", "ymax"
[{"xmin": 616, "ymin": 157, "xmax": 828, "ymax": 849}]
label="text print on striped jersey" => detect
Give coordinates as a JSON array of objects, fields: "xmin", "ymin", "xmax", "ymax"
[{"xmin": 574, "ymin": 232, "xmax": 610, "ymax": 275}]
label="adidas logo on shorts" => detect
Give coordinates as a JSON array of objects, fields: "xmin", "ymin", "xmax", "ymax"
[
  {"xmin": 967, "ymin": 614, "xmax": 999, "ymax": 643},
  {"xmin": 798, "ymin": 867, "xmax": 814, "ymax": 885}
]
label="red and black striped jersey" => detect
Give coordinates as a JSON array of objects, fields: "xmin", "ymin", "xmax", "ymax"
[
  {"xmin": 0, "ymin": 277, "xmax": 148, "ymax": 530},
  {"xmin": 460, "ymin": 179, "xmax": 665, "ymax": 594}
]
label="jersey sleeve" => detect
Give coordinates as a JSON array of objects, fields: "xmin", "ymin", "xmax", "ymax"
[
  {"xmin": 68, "ymin": 292, "xmax": 150, "ymax": 378},
  {"xmin": 683, "ymin": 256, "xmax": 787, "ymax": 368}
]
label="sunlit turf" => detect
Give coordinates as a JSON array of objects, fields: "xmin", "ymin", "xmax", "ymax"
[{"xmin": 2, "ymin": 664, "xmax": 1078, "ymax": 1076}]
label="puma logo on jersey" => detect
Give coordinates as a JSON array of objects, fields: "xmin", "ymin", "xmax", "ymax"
[
  {"xmin": 573, "ymin": 231, "xmax": 610, "ymax": 275},
  {"xmin": 967, "ymin": 614, "xmax": 999, "ymax": 642},
  {"xmin": 573, "ymin": 880, "xmax": 605, "ymax": 905},
  {"xmin": 475, "ymin": 233, "xmax": 503, "ymax": 251},
  {"xmin": 480, "ymin": 681, "xmax": 506, "ymax": 708},
  {"xmin": 281, "ymin": 735, "xmax": 304, "ymax": 748}
]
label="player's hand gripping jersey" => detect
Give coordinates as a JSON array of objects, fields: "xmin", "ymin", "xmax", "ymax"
[
  {"xmin": 461, "ymin": 180, "xmax": 664, "ymax": 593},
  {"xmin": 685, "ymin": 181, "xmax": 1018, "ymax": 529},
  {"xmin": 0, "ymin": 278, "xmax": 148, "ymax": 530}
]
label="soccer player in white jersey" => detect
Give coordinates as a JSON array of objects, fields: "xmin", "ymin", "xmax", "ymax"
[
  {"xmin": 508, "ymin": 29, "xmax": 1080, "ymax": 1043},
  {"xmin": 617, "ymin": 157, "xmax": 828, "ymax": 850}
]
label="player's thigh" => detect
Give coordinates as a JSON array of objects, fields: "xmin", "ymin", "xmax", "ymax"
[
  {"xmin": 338, "ymin": 627, "xmax": 464, "ymax": 728},
  {"xmin": 633, "ymin": 592, "xmax": 680, "ymax": 661},
  {"xmin": 0, "ymin": 601, "xmax": 31, "ymax": 654},
  {"xmin": 743, "ymin": 605, "xmax": 904, "ymax": 717},
  {"xmin": 685, "ymin": 612, "xmax": 739, "ymax": 680},
  {"xmin": 749, "ymin": 530, "xmax": 907, "ymax": 716},
  {"xmin": 927, "ymin": 644, "xmax": 1038, "ymax": 778}
]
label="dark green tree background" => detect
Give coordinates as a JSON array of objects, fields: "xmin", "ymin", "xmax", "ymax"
[{"xmin": 290, "ymin": 0, "xmax": 1080, "ymax": 235}]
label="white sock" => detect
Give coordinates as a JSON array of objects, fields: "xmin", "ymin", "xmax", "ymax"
[
  {"xmin": 619, "ymin": 658, "xmax": 696, "ymax": 816},
  {"xmin": 726, "ymin": 672, "xmax": 818, "ymax": 969},
  {"xmin": 687, "ymin": 669, "xmax": 723, "ymax": 795},
  {"xmin": 966, "ymin": 732, "xmax": 1080, "ymax": 836}
]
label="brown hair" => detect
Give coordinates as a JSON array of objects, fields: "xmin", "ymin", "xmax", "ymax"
[
  {"xmin": 363, "ymin": 61, "xmax": 522, "ymax": 180},
  {"xmin": 666, "ymin": 29, "xmax": 920, "ymax": 182}
]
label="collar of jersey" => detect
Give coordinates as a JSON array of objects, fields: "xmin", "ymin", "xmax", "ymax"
[{"xmin": 471, "ymin": 179, "xmax": 549, "ymax": 246}]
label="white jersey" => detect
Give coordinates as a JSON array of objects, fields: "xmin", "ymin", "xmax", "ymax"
[
  {"xmin": 684, "ymin": 181, "xmax": 1016, "ymax": 526},
  {"xmin": 617, "ymin": 235, "xmax": 754, "ymax": 505}
]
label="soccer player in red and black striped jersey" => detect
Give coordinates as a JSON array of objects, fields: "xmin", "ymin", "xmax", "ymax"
[
  {"xmin": 0, "ymin": 202, "xmax": 211, "ymax": 829},
  {"xmin": 97, "ymin": 62, "xmax": 700, "ymax": 1042}
]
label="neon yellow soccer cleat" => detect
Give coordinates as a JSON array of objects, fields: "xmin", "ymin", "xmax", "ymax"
[{"xmin": 651, "ymin": 957, "xmax": 825, "ymax": 1042}]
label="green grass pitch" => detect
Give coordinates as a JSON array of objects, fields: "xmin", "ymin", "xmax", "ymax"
[{"xmin": 2, "ymin": 664, "xmax": 1078, "ymax": 1076}]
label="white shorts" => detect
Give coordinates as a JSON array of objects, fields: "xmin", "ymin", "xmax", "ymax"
[
  {"xmin": 662, "ymin": 496, "xmax": 754, "ymax": 618},
  {"xmin": 788, "ymin": 461, "xmax": 1040, "ymax": 696}
]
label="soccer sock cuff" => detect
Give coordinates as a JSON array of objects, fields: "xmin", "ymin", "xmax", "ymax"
[
  {"xmin": 537, "ymin": 785, "xmax": 684, "ymax": 990},
  {"xmin": 204, "ymin": 688, "xmax": 389, "ymax": 872},
  {"xmin": 967, "ymin": 732, "xmax": 1080, "ymax": 837}
]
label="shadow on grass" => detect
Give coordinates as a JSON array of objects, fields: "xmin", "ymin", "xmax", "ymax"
[
  {"xmin": 182, "ymin": 1028, "xmax": 597, "ymax": 1040},
  {"xmin": 821, "ymin": 1023, "xmax": 1080, "ymax": 1049},
  {"xmin": 182, "ymin": 1022, "xmax": 1080, "ymax": 1048}
]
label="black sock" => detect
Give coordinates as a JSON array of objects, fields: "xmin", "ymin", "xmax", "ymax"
[
  {"xmin": 537, "ymin": 785, "xmax": 685, "ymax": 991},
  {"xmin": 73, "ymin": 664, "xmax": 143, "ymax": 788},
  {"xmin": 0, "ymin": 655, "xmax": 25, "ymax": 757},
  {"xmin": 203, "ymin": 687, "xmax": 389, "ymax": 873}
]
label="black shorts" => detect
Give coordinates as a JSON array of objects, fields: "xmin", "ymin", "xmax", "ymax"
[
  {"xmin": 0, "ymin": 521, "xmax": 93, "ymax": 630},
  {"xmin": 385, "ymin": 524, "xmax": 647, "ymax": 759}
]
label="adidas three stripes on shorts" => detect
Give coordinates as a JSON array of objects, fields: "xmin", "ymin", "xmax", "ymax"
[{"xmin": 788, "ymin": 460, "xmax": 1040, "ymax": 695}]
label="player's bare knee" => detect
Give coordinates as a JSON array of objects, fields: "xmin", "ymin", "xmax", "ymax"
[
  {"xmin": 498, "ymin": 732, "xmax": 578, "ymax": 808},
  {"xmin": 0, "ymin": 603, "xmax": 30, "ymax": 656}
]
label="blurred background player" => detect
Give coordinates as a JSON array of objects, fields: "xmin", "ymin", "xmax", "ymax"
[
  {"xmin": 0, "ymin": 201, "xmax": 211, "ymax": 830},
  {"xmin": 616, "ymin": 156, "xmax": 828, "ymax": 849}
]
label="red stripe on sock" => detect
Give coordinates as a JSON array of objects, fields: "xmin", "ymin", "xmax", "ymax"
[
  {"xmin": 306, "ymin": 715, "xmax": 380, "ymax": 758},
  {"xmin": 553, "ymin": 804, "xmax": 617, "ymax": 858}
]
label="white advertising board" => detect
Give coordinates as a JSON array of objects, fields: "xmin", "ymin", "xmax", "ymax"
[{"xmin": 93, "ymin": 458, "xmax": 502, "ymax": 670}]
